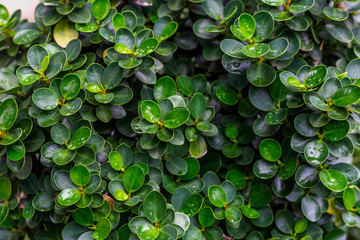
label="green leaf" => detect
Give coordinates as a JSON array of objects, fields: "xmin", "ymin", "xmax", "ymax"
[
  {"xmin": 94, "ymin": 217, "xmax": 111, "ymax": 240},
  {"xmin": 160, "ymin": 22, "xmax": 178, "ymax": 42},
  {"xmin": 240, "ymin": 205, "xmax": 259, "ymax": 219},
  {"xmin": 95, "ymin": 93, "xmax": 114, "ymax": 104},
  {"xmin": 325, "ymin": 22, "xmax": 353, "ymax": 43},
  {"xmin": 249, "ymin": 184, "xmax": 272, "ymax": 208},
  {"xmin": 183, "ymin": 226, "xmax": 202, "ymax": 240},
  {"xmin": 19, "ymin": 73, "xmax": 41, "ymax": 85},
  {"xmin": 246, "ymin": 62, "xmax": 276, "ymax": 87},
  {"xmin": 208, "ymin": 185, "xmax": 226, "ymax": 208},
  {"xmin": 220, "ymin": 39, "xmax": 245, "ymax": 58},
  {"xmin": 134, "ymin": 38, "xmax": 159, "ymax": 56},
  {"xmin": 62, "ymin": 221, "xmax": 88, "ymax": 239},
  {"xmin": 225, "ymin": 124, "xmax": 238, "ymax": 139},
  {"xmin": 181, "ymin": 157, "xmax": 200, "ymax": 180},
  {"xmin": 92, "ymin": 0, "xmax": 111, "ymax": 20},
  {"xmin": 61, "ymin": 74, "xmax": 81, "ymax": 100},
  {"xmin": 342, "ymin": 211, "xmax": 358, "ymax": 227},
  {"xmin": 189, "ymin": 93, "xmax": 207, "ymax": 119},
  {"xmin": 0, "ymin": 4, "xmax": 9, "ymax": 25},
  {"xmin": 323, "ymin": 7, "xmax": 348, "ymax": 21},
  {"xmin": 109, "ymin": 151, "xmax": 123, "ymax": 171},
  {"xmin": 154, "ymin": 16, "xmax": 177, "ymax": 41},
  {"xmin": 137, "ymin": 223, "xmax": 159, "ymax": 240},
  {"xmin": 259, "ymin": 139, "xmax": 281, "ymax": 162},
  {"xmin": 301, "ymin": 195, "xmax": 321, "ymax": 222},
  {"xmin": 166, "ymin": 157, "xmax": 187, "ymax": 176},
  {"xmin": 0, "ymin": 178, "xmax": 11, "ymax": 201},
  {"xmin": 295, "ymin": 165, "xmax": 320, "ymax": 188},
  {"xmin": 56, "ymin": 2, "xmax": 75, "ymax": 15},
  {"xmin": 68, "ymin": 127, "xmax": 91, "ymax": 150},
  {"xmin": 65, "ymin": 39, "xmax": 82, "ymax": 62},
  {"xmin": 60, "ymin": 98, "xmax": 82, "ymax": 116},
  {"xmin": 58, "ymin": 188, "xmax": 81, "ymax": 206},
  {"xmin": 303, "ymin": 65, "xmax": 327, "ymax": 88},
  {"xmin": 144, "ymin": 191, "xmax": 167, "ymax": 223},
  {"xmin": 287, "ymin": 76, "xmax": 305, "ymax": 88},
  {"xmin": 123, "ymin": 165, "xmax": 145, "ymax": 193},
  {"xmin": 0, "ymin": 98, "xmax": 17, "ymax": 131},
  {"xmin": 118, "ymin": 55, "xmax": 142, "ymax": 69},
  {"xmin": 68, "ymin": 8, "xmax": 91, "ymax": 24},
  {"xmin": 294, "ymin": 114, "xmax": 319, "ymax": 137},
  {"xmin": 239, "ymin": 13, "xmax": 256, "ymax": 39},
  {"xmin": 310, "ymin": 95, "xmax": 329, "ymax": 111},
  {"xmin": 115, "ymin": 28, "xmax": 135, "ymax": 53},
  {"xmin": 265, "ymin": 109, "xmax": 287, "ymax": 125},
  {"xmin": 112, "ymin": 13, "xmax": 125, "ymax": 31},
  {"xmin": 203, "ymin": 0, "xmax": 224, "ymax": 20},
  {"xmin": 111, "ymin": 86, "xmax": 133, "ymax": 105},
  {"xmin": 216, "ymin": 86, "xmax": 238, "ymax": 105},
  {"xmin": 27, "ymin": 45, "xmax": 48, "ymax": 71},
  {"xmin": 304, "ymin": 140, "xmax": 328, "ymax": 166},
  {"xmin": 343, "ymin": 188, "xmax": 356, "ymax": 211},
  {"xmin": 264, "ymin": 37, "xmax": 289, "ymax": 59},
  {"xmin": 222, "ymin": 143, "xmax": 242, "ymax": 158},
  {"xmin": 289, "ymin": 0, "xmax": 314, "ymax": 13},
  {"xmin": 332, "ymin": 85, "xmax": 360, "ymax": 106},
  {"xmin": 70, "ymin": 164, "xmax": 90, "ymax": 187},
  {"xmin": 249, "ymin": 86, "xmax": 275, "ymax": 111},
  {"xmin": 241, "ymin": 43, "xmax": 270, "ymax": 58},
  {"xmin": 22, "ymin": 201, "xmax": 35, "ymax": 219},
  {"xmin": 13, "ymin": 29, "xmax": 40, "ymax": 45},
  {"xmin": 141, "ymin": 100, "xmax": 161, "ymax": 123},
  {"xmin": 319, "ymin": 169, "xmax": 348, "ymax": 192},
  {"xmin": 0, "ymin": 204, "xmax": 9, "ymax": 224},
  {"xmin": 0, "ymin": 128, "xmax": 22, "ymax": 145},
  {"xmin": 153, "ymin": 76, "xmax": 177, "ymax": 102},
  {"xmin": 230, "ymin": 25, "xmax": 246, "ymax": 41},
  {"xmin": 135, "ymin": 68, "xmax": 156, "ymax": 84},
  {"xmin": 181, "ymin": 194, "xmax": 203, "ymax": 217},
  {"xmin": 32, "ymin": 88, "xmax": 59, "ymax": 110},
  {"xmin": 33, "ymin": 192, "xmax": 55, "ymax": 212},
  {"xmin": 7, "ymin": 141, "xmax": 25, "ymax": 161},
  {"xmin": 53, "ymin": 149, "xmax": 76, "ymax": 165},
  {"xmin": 163, "ymin": 108, "xmax": 190, "ymax": 129},
  {"xmin": 225, "ymin": 206, "xmax": 242, "ymax": 224},
  {"xmin": 253, "ymin": 11, "xmax": 273, "ymax": 41},
  {"xmin": 72, "ymin": 207, "xmax": 94, "ymax": 226},
  {"xmin": 260, "ymin": 0, "xmax": 285, "ymax": 6},
  {"xmin": 0, "ymin": 71, "xmax": 19, "ymax": 91},
  {"xmin": 323, "ymin": 120, "xmax": 349, "ymax": 141},
  {"xmin": 114, "ymin": 189, "xmax": 129, "ymax": 201},
  {"xmin": 294, "ymin": 219, "xmax": 307, "ymax": 234},
  {"xmin": 101, "ymin": 62, "xmax": 123, "ymax": 90},
  {"xmin": 198, "ymin": 207, "xmax": 215, "ymax": 227},
  {"xmin": 275, "ymin": 210, "xmax": 295, "ymax": 235},
  {"xmin": 253, "ymin": 160, "xmax": 278, "ymax": 179},
  {"xmin": 75, "ymin": 21, "xmax": 99, "ymax": 33},
  {"xmin": 86, "ymin": 83, "xmax": 102, "ymax": 93}
]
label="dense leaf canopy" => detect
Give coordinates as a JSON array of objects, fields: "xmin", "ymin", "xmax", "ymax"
[{"xmin": 1, "ymin": 0, "xmax": 360, "ymax": 239}]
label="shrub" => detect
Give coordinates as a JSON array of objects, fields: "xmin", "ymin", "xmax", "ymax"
[{"xmin": 1, "ymin": 0, "xmax": 360, "ymax": 239}]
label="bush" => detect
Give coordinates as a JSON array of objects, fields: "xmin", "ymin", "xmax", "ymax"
[{"xmin": 1, "ymin": 0, "xmax": 360, "ymax": 239}]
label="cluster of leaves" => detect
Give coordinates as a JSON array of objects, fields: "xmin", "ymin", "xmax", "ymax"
[{"xmin": 2, "ymin": 0, "xmax": 360, "ymax": 239}]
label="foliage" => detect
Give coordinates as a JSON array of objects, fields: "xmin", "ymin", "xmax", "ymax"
[{"xmin": 1, "ymin": 0, "xmax": 360, "ymax": 239}]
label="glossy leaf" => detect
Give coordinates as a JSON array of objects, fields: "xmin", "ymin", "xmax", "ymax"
[
  {"xmin": 319, "ymin": 169, "xmax": 348, "ymax": 192},
  {"xmin": 208, "ymin": 186, "xmax": 226, "ymax": 208},
  {"xmin": 0, "ymin": 98, "xmax": 17, "ymax": 131},
  {"xmin": 143, "ymin": 191, "xmax": 167, "ymax": 223},
  {"xmin": 239, "ymin": 13, "xmax": 256, "ymax": 39}
]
